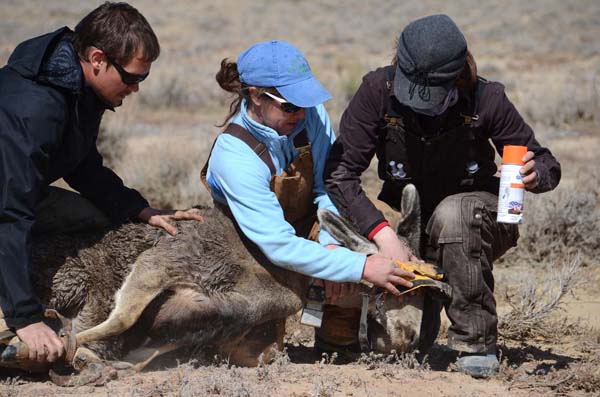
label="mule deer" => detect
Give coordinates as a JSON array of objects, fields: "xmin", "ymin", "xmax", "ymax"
[{"xmin": 1, "ymin": 184, "xmax": 438, "ymax": 384}]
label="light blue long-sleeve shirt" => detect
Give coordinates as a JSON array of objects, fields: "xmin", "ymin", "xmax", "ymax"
[{"xmin": 206, "ymin": 100, "xmax": 366, "ymax": 282}]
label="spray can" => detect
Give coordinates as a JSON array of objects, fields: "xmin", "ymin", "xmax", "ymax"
[{"xmin": 497, "ymin": 145, "xmax": 527, "ymax": 224}]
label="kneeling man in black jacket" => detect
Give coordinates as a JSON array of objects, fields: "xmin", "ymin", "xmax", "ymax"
[{"xmin": 0, "ymin": 2, "xmax": 202, "ymax": 364}]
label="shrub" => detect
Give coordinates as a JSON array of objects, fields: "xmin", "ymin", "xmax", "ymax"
[
  {"xmin": 96, "ymin": 124, "xmax": 127, "ymax": 169},
  {"xmin": 499, "ymin": 254, "xmax": 582, "ymax": 341},
  {"xmin": 505, "ymin": 187, "xmax": 600, "ymax": 266},
  {"xmin": 118, "ymin": 141, "xmax": 212, "ymax": 210}
]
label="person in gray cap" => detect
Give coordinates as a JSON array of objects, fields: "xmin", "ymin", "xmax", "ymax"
[{"xmin": 324, "ymin": 14, "xmax": 561, "ymax": 378}]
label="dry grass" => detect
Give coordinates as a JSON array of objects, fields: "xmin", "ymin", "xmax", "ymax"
[
  {"xmin": 96, "ymin": 124, "xmax": 127, "ymax": 170},
  {"xmin": 114, "ymin": 136, "xmax": 214, "ymax": 210},
  {"xmin": 567, "ymin": 348, "xmax": 600, "ymax": 395},
  {"xmin": 0, "ymin": 378, "xmax": 21, "ymax": 397},
  {"xmin": 356, "ymin": 350, "xmax": 427, "ymax": 372},
  {"xmin": 504, "ymin": 188, "xmax": 600, "ymax": 266},
  {"xmin": 498, "ymin": 254, "xmax": 582, "ymax": 341},
  {"xmin": 501, "ymin": 332, "xmax": 600, "ymax": 395},
  {"xmin": 498, "ymin": 134, "xmax": 600, "ymax": 271}
]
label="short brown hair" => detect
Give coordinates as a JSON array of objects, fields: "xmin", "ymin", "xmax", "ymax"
[{"xmin": 73, "ymin": 2, "xmax": 160, "ymax": 65}]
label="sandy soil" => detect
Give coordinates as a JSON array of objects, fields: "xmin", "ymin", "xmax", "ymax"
[{"xmin": 3, "ymin": 364, "xmax": 536, "ymax": 397}]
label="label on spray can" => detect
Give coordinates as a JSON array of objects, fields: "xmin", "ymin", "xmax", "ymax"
[
  {"xmin": 497, "ymin": 145, "xmax": 527, "ymax": 224},
  {"xmin": 497, "ymin": 164, "xmax": 524, "ymax": 223}
]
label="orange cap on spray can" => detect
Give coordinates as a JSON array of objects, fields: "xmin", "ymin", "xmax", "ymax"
[{"xmin": 502, "ymin": 145, "xmax": 527, "ymax": 166}]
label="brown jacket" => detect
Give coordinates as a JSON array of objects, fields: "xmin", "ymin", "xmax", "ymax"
[{"xmin": 325, "ymin": 66, "xmax": 561, "ymax": 237}]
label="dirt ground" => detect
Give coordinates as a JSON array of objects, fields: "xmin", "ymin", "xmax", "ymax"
[
  {"xmin": 0, "ymin": 363, "xmax": 538, "ymax": 397},
  {"xmin": 1, "ymin": 0, "xmax": 600, "ymax": 396}
]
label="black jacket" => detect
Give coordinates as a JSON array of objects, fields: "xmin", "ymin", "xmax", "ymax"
[
  {"xmin": 0, "ymin": 27, "xmax": 149, "ymax": 329},
  {"xmin": 325, "ymin": 66, "xmax": 561, "ymax": 237}
]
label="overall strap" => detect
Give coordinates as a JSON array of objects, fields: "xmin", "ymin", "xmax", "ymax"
[
  {"xmin": 200, "ymin": 123, "xmax": 276, "ymax": 192},
  {"xmin": 224, "ymin": 123, "xmax": 276, "ymax": 175},
  {"xmin": 460, "ymin": 76, "xmax": 488, "ymax": 125},
  {"xmin": 472, "ymin": 76, "xmax": 488, "ymax": 116},
  {"xmin": 385, "ymin": 65, "xmax": 395, "ymax": 91}
]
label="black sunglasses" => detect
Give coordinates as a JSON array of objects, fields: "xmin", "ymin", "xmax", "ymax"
[
  {"xmin": 263, "ymin": 92, "xmax": 303, "ymax": 114},
  {"xmin": 96, "ymin": 47, "xmax": 149, "ymax": 85}
]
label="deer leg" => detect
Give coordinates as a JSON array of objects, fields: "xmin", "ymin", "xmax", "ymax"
[
  {"xmin": 118, "ymin": 342, "xmax": 181, "ymax": 372},
  {"xmin": 65, "ymin": 343, "xmax": 179, "ymax": 384},
  {"xmin": 76, "ymin": 252, "xmax": 170, "ymax": 345}
]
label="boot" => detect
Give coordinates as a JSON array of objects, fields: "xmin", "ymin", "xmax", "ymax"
[
  {"xmin": 456, "ymin": 351, "xmax": 499, "ymax": 378},
  {"xmin": 314, "ymin": 305, "xmax": 362, "ymax": 360}
]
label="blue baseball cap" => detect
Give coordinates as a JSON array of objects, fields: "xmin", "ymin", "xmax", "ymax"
[{"xmin": 237, "ymin": 40, "xmax": 332, "ymax": 108}]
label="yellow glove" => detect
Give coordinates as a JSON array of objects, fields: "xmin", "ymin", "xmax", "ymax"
[
  {"xmin": 394, "ymin": 260, "xmax": 445, "ymax": 280},
  {"xmin": 393, "ymin": 261, "xmax": 451, "ymax": 299}
]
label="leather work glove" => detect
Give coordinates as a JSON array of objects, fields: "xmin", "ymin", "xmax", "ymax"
[
  {"xmin": 394, "ymin": 261, "xmax": 445, "ymax": 280},
  {"xmin": 393, "ymin": 260, "xmax": 452, "ymax": 300}
]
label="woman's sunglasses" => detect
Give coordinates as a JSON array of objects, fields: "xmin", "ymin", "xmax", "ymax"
[
  {"xmin": 263, "ymin": 92, "xmax": 303, "ymax": 114},
  {"xmin": 95, "ymin": 46, "xmax": 149, "ymax": 85}
]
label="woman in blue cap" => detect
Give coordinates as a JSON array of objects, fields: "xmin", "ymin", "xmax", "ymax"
[
  {"xmin": 324, "ymin": 15, "xmax": 561, "ymax": 377},
  {"xmin": 201, "ymin": 40, "xmax": 415, "ymax": 344}
]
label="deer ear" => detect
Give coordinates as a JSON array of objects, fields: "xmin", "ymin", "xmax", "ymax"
[
  {"xmin": 396, "ymin": 184, "xmax": 421, "ymax": 254},
  {"xmin": 400, "ymin": 184, "xmax": 419, "ymax": 218},
  {"xmin": 317, "ymin": 209, "xmax": 378, "ymax": 255}
]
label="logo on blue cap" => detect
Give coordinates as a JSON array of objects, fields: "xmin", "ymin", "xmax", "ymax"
[{"xmin": 289, "ymin": 55, "xmax": 311, "ymax": 74}]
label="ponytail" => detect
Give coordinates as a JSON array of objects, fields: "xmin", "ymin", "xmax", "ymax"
[{"xmin": 215, "ymin": 58, "xmax": 245, "ymax": 127}]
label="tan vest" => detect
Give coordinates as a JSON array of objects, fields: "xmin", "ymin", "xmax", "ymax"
[{"xmin": 201, "ymin": 123, "xmax": 319, "ymax": 240}]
